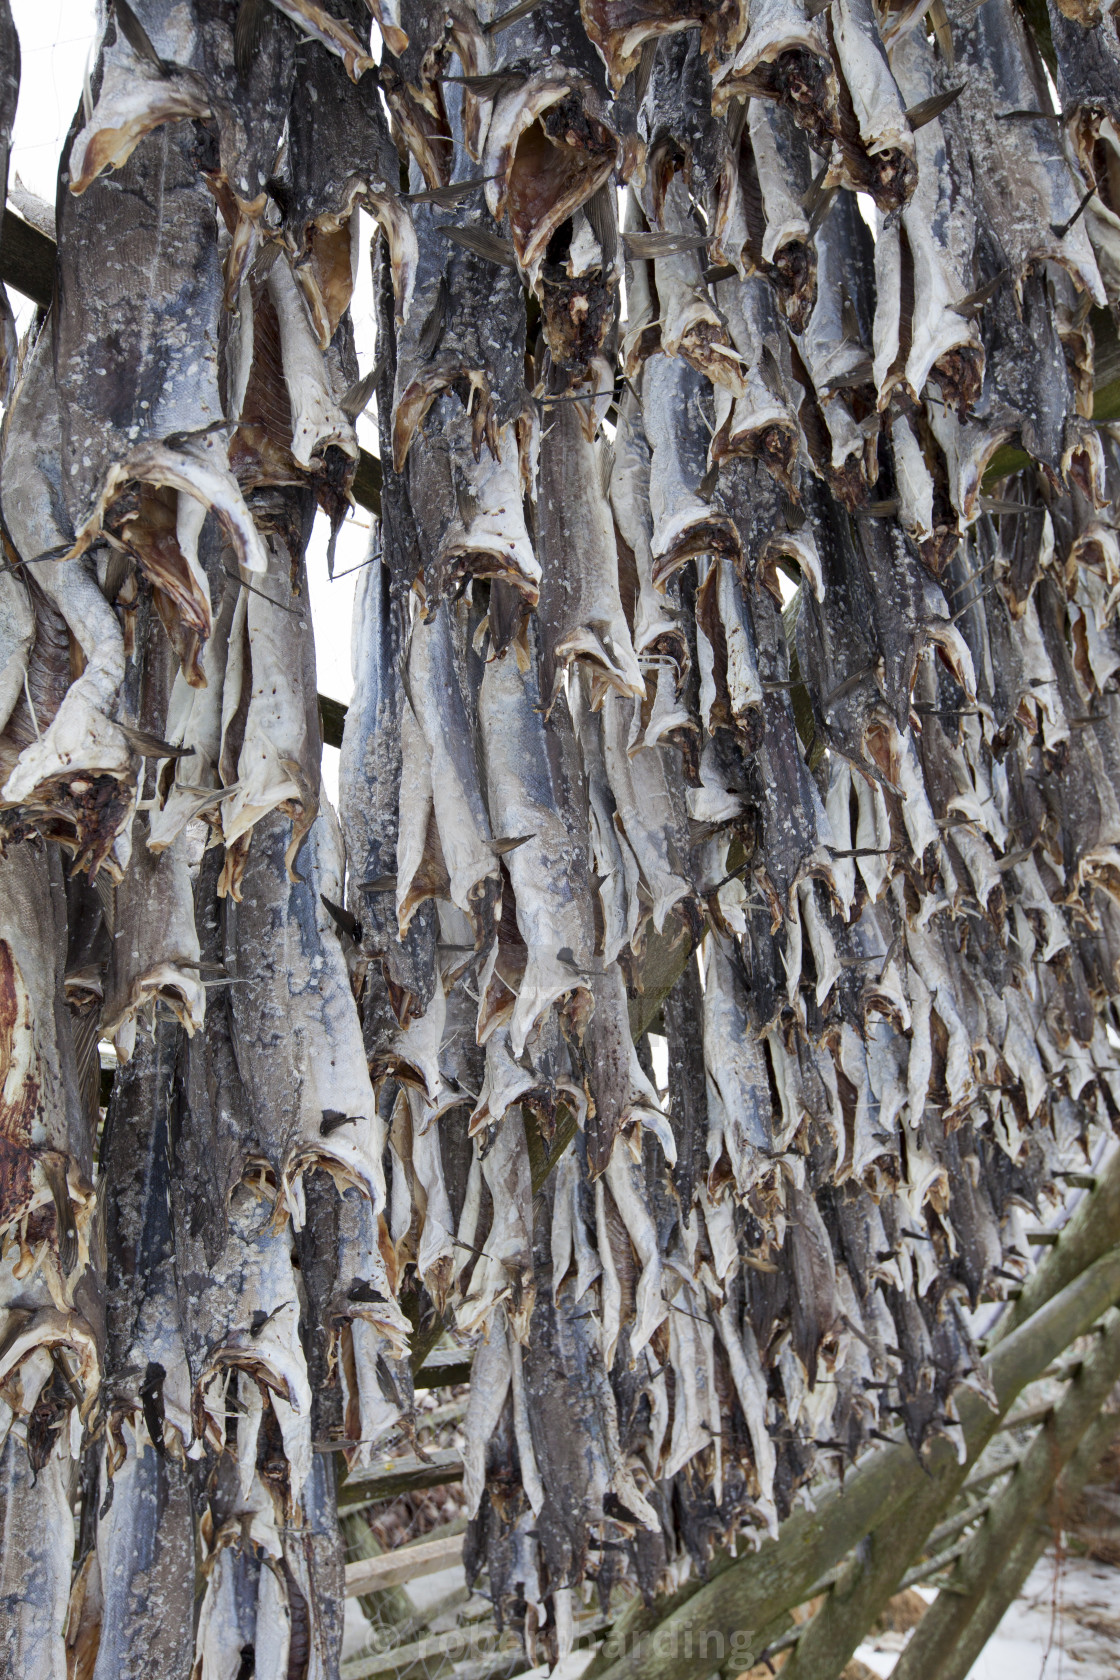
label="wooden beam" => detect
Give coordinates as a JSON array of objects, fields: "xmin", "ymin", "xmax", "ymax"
[
  {"xmin": 338, "ymin": 1448, "xmax": 464, "ymax": 1512},
  {"xmin": 890, "ymin": 1305, "xmax": 1120, "ymax": 1680},
  {"xmin": 910, "ymin": 1404, "xmax": 1120, "ymax": 1680},
  {"xmin": 1, "ymin": 209, "xmax": 53, "ymax": 306},
  {"xmin": 588, "ymin": 1249, "xmax": 1120, "ymax": 1680},
  {"xmin": 345, "ymin": 1530, "xmax": 465, "ymax": 1596},
  {"xmin": 987, "ymin": 1145, "xmax": 1120, "ymax": 1346}
]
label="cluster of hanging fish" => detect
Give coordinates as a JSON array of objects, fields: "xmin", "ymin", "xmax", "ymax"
[{"xmin": 2, "ymin": 0, "xmax": 1120, "ymax": 1672}]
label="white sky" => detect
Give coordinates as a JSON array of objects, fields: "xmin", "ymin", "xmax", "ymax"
[{"xmin": 4, "ymin": 0, "xmax": 380, "ymax": 800}]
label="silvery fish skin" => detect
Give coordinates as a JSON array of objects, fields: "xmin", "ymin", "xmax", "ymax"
[
  {"xmin": 648, "ymin": 173, "xmax": 745, "ymax": 395},
  {"xmin": 537, "ymin": 397, "xmax": 645, "ymax": 705},
  {"xmin": 0, "ymin": 840, "xmax": 94, "ymax": 1288},
  {"xmin": 148, "ymin": 562, "xmax": 239, "ymax": 853},
  {"xmin": 56, "ymin": 117, "xmax": 230, "ymax": 553},
  {"xmin": 951, "ymin": 0, "xmax": 1105, "ymax": 299},
  {"xmin": 695, "ymin": 554, "xmax": 765, "ymax": 747},
  {"xmin": 338, "ymin": 535, "xmax": 438, "ymax": 1038},
  {"xmin": 829, "ymin": 0, "xmax": 916, "ymax": 208},
  {"xmin": 478, "ymin": 637, "xmax": 597, "ymax": 1056},
  {"xmin": 457, "ymin": 1108, "xmax": 534, "ymax": 1338},
  {"xmin": 227, "ymin": 808, "xmax": 387, "ymax": 1215},
  {"xmin": 392, "ymin": 198, "xmax": 526, "ymax": 472},
  {"xmin": 0, "ymin": 327, "xmax": 135, "ymax": 871},
  {"xmin": 880, "ymin": 27, "xmax": 982, "ymax": 411},
  {"xmin": 711, "ymin": 271, "xmax": 801, "ymax": 490},
  {"xmin": 0, "ymin": 1430, "xmax": 74, "ymax": 1680},
  {"xmin": 283, "ymin": 0, "xmax": 398, "ymax": 314},
  {"xmin": 219, "ymin": 508, "xmax": 320, "ymax": 862},
  {"xmin": 600, "ymin": 688, "xmax": 694, "ymax": 933},
  {"xmin": 702, "ymin": 940, "xmax": 773, "ymax": 1196},
  {"xmin": 177, "ymin": 1180, "xmax": 313, "ymax": 1507},
  {"xmin": 609, "ymin": 384, "xmax": 689, "ymax": 669},
  {"xmin": 98, "ymin": 1022, "xmax": 192, "ymax": 1454},
  {"xmin": 266, "ymin": 254, "xmax": 358, "ymax": 471},
  {"xmin": 100, "ymin": 828, "xmax": 204, "ymax": 1059},
  {"xmin": 65, "ymin": 4, "xmax": 211, "ymax": 194},
  {"xmin": 91, "ymin": 1437, "xmax": 195, "ymax": 1680},
  {"xmin": 797, "ymin": 187, "xmax": 879, "ymax": 504},
  {"xmin": 407, "ymin": 398, "xmax": 540, "ymax": 606},
  {"xmin": 642, "ymin": 351, "xmax": 743, "ymax": 584},
  {"xmin": 746, "ymin": 99, "xmax": 817, "ymax": 331},
  {"xmin": 193, "ymin": 1543, "xmax": 264, "ymax": 1680}
]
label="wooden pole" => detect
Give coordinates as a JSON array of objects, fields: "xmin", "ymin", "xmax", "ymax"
[
  {"xmin": 889, "ymin": 1306, "xmax": 1120, "ymax": 1680},
  {"xmin": 588, "ymin": 1249, "xmax": 1120, "ymax": 1680}
]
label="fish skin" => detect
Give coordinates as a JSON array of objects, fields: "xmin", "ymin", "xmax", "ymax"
[
  {"xmin": 642, "ymin": 351, "xmax": 744, "ymax": 584},
  {"xmin": 283, "ymin": 0, "xmax": 398, "ymax": 250},
  {"xmin": 407, "ymin": 398, "xmax": 540, "ymax": 605},
  {"xmin": 0, "ymin": 838, "xmax": 95, "ymax": 1293},
  {"xmin": 951, "ymin": 0, "xmax": 1105, "ymax": 300},
  {"xmin": 0, "ymin": 1429, "xmax": 74, "ymax": 1680},
  {"xmin": 829, "ymin": 0, "xmax": 917, "ymax": 210},
  {"xmin": 478, "ymin": 639, "xmax": 597, "ymax": 1057},
  {"xmin": 91, "ymin": 1437, "xmax": 195, "ymax": 1680},
  {"xmin": 391, "ymin": 200, "xmax": 525, "ymax": 471},
  {"xmin": 662, "ymin": 955, "xmax": 708, "ymax": 1211},
  {"xmin": 0, "ymin": 329, "xmax": 135, "ymax": 869},
  {"xmin": 338, "ymin": 528, "xmax": 438, "ymax": 1038},
  {"xmin": 746, "ymin": 98, "xmax": 818, "ymax": 331},
  {"xmin": 227, "ymin": 808, "xmax": 387, "ymax": 1216},
  {"xmin": 713, "ymin": 0, "xmax": 841, "ymax": 154},
  {"xmin": 522, "ymin": 1269, "xmax": 657, "ymax": 1594},
  {"xmin": 702, "ymin": 940, "xmax": 774, "ymax": 1196},
  {"xmin": 98, "ymin": 1022, "xmax": 192, "ymax": 1449},
  {"xmin": 56, "ymin": 119, "xmax": 225, "ymax": 531}
]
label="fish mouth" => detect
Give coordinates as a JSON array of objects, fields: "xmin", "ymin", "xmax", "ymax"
[
  {"xmin": 651, "ymin": 507, "xmax": 743, "ymax": 590},
  {"xmin": 101, "ymin": 963, "xmax": 206, "ymax": 1061},
  {"xmin": 2, "ymin": 768, "xmax": 136, "ymax": 879},
  {"xmin": 103, "ymin": 487, "xmax": 212, "ymax": 686},
  {"xmin": 380, "ymin": 63, "xmax": 455, "ymax": 191},
  {"xmin": 769, "ymin": 239, "xmax": 817, "ymax": 332},
  {"xmin": 0, "ymin": 1306, "xmax": 101, "ymax": 1420},
  {"xmin": 485, "ymin": 78, "xmax": 620, "ymax": 270},
  {"xmin": 581, "ymin": 1, "xmax": 749, "ymax": 90},
  {"xmin": 718, "ymin": 45, "xmax": 841, "ymax": 155},
  {"xmin": 67, "ymin": 64, "xmax": 211, "ymax": 195},
  {"xmin": 712, "ymin": 399, "xmax": 801, "ymax": 492}
]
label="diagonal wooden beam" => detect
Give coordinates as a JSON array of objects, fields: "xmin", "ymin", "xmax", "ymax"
[
  {"xmin": 345, "ymin": 1527, "xmax": 466, "ymax": 1597},
  {"xmin": 588, "ymin": 1248, "xmax": 1120, "ymax": 1680},
  {"xmin": 889, "ymin": 1306, "xmax": 1120, "ymax": 1680}
]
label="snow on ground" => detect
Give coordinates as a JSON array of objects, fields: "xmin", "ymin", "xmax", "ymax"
[{"xmin": 852, "ymin": 1555, "xmax": 1120, "ymax": 1680}]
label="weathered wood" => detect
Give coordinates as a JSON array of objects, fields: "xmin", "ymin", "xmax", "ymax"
[
  {"xmin": 0, "ymin": 208, "xmax": 53, "ymax": 305},
  {"xmin": 988, "ymin": 1147, "xmax": 1120, "ymax": 1345},
  {"xmin": 345, "ymin": 1528, "xmax": 466, "ymax": 1596},
  {"xmin": 775, "ymin": 1273, "xmax": 1120, "ymax": 1680},
  {"xmin": 589, "ymin": 1249, "xmax": 1120, "ymax": 1680},
  {"xmin": 339, "ymin": 1448, "xmax": 465, "ymax": 1511},
  {"xmin": 341, "ymin": 1513, "xmax": 416, "ymax": 1627},
  {"xmin": 917, "ymin": 1404, "xmax": 1120, "ymax": 1680},
  {"xmin": 340, "ymin": 1623, "xmax": 506, "ymax": 1680},
  {"xmin": 889, "ymin": 1306, "xmax": 1120, "ymax": 1680}
]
